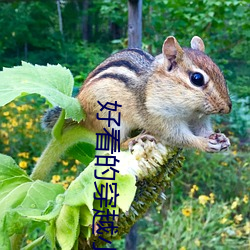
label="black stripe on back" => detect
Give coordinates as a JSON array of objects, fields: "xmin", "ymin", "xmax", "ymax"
[
  {"xmin": 125, "ymin": 48, "xmax": 154, "ymax": 62},
  {"xmin": 96, "ymin": 73, "xmax": 130, "ymax": 85},
  {"xmin": 91, "ymin": 60, "xmax": 140, "ymax": 79}
]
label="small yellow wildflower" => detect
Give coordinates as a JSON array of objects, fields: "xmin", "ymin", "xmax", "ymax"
[
  {"xmin": 26, "ymin": 121, "xmax": 33, "ymax": 129},
  {"xmin": 189, "ymin": 184, "xmax": 199, "ymax": 197},
  {"xmin": 243, "ymin": 195, "xmax": 248, "ymax": 204},
  {"xmin": 75, "ymin": 159, "xmax": 81, "ymax": 165},
  {"xmin": 62, "ymin": 160, "xmax": 69, "ymax": 166},
  {"xmin": 3, "ymin": 138, "xmax": 9, "ymax": 145},
  {"xmin": 32, "ymin": 157, "xmax": 39, "ymax": 162},
  {"xmin": 18, "ymin": 152, "xmax": 30, "ymax": 159},
  {"xmin": 221, "ymin": 162, "xmax": 228, "ymax": 167},
  {"xmin": 198, "ymin": 195, "xmax": 210, "ymax": 206},
  {"xmin": 0, "ymin": 130, "xmax": 8, "ymax": 138},
  {"xmin": 220, "ymin": 217, "xmax": 228, "ymax": 224},
  {"xmin": 179, "ymin": 247, "xmax": 186, "ymax": 250},
  {"xmin": 194, "ymin": 238, "xmax": 201, "ymax": 247},
  {"xmin": 244, "ymin": 221, "xmax": 250, "ymax": 234},
  {"xmin": 209, "ymin": 193, "xmax": 215, "ymax": 204},
  {"xmin": 195, "ymin": 150, "xmax": 200, "ymax": 155},
  {"xmin": 63, "ymin": 182, "xmax": 69, "ymax": 189},
  {"xmin": 221, "ymin": 232, "xmax": 227, "ymax": 238},
  {"xmin": 11, "ymin": 119, "xmax": 18, "ymax": 127},
  {"xmin": 9, "ymin": 102, "xmax": 16, "ymax": 108},
  {"xmin": 66, "ymin": 176, "xmax": 75, "ymax": 182},
  {"xmin": 51, "ymin": 175, "xmax": 61, "ymax": 183},
  {"xmin": 236, "ymin": 229, "xmax": 243, "ymax": 237},
  {"xmin": 232, "ymin": 150, "xmax": 237, "ymax": 156},
  {"xmin": 3, "ymin": 111, "xmax": 9, "ymax": 116},
  {"xmin": 234, "ymin": 214, "xmax": 243, "ymax": 224},
  {"xmin": 71, "ymin": 165, "xmax": 77, "ymax": 172},
  {"xmin": 235, "ymin": 157, "xmax": 242, "ymax": 163},
  {"xmin": 19, "ymin": 161, "xmax": 28, "ymax": 169},
  {"xmin": 231, "ymin": 197, "xmax": 240, "ymax": 209},
  {"xmin": 182, "ymin": 207, "xmax": 192, "ymax": 217}
]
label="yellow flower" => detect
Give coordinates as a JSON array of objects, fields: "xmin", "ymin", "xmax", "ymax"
[
  {"xmin": 26, "ymin": 121, "xmax": 33, "ymax": 129},
  {"xmin": 232, "ymin": 150, "xmax": 237, "ymax": 156},
  {"xmin": 66, "ymin": 176, "xmax": 75, "ymax": 182},
  {"xmin": 11, "ymin": 119, "xmax": 18, "ymax": 127},
  {"xmin": 243, "ymin": 195, "xmax": 248, "ymax": 204},
  {"xmin": 75, "ymin": 159, "xmax": 81, "ymax": 165},
  {"xmin": 209, "ymin": 193, "xmax": 215, "ymax": 204},
  {"xmin": 198, "ymin": 195, "xmax": 210, "ymax": 206},
  {"xmin": 244, "ymin": 221, "xmax": 250, "ymax": 234},
  {"xmin": 236, "ymin": 229, "xmax": 243, "ymax": 237},
  {"xmin": 221, "ymin": 232, "xmax": 227, "ymax": 238},
  {"xmin": 220, "ymin": 217, "xmax": 228, "ymax": 224},
  {"xmin": 231, "ymin": 198, "xmax": 240, "ymax": 209},
  {"xmin": 18, "ymin": 152, "xmax": 30, "ymax": 159},
  {"xmin": 182, "ymin": 207, "xmax": 192, "ymax": 217},
  {"xmin": 179, "ymin": 247, "xmax": 186, "ymax": 250},
  {"xmin": 62, "ymin": 160, "xmax": 69, "ymax": 166},
  {"xmin": 194, "ymin": 238, "xmax": 201, "ymax": 247},
  {"xmin": 19, "ymin": 161, "xmax": 28, "ymax": 169},
  {"xmin": 189, "ymin": 184, "xmax": 199, "ymax": 197},
  {"xmin": 234, "ymin": 214, "xmax": 243, "ymax": 224},
  {"xmin": 51, "ymin": 175, "xmax": 61, "ymax": 183},
  {"xmin": 0, "ymin": 130, "xmax": 8, "ymax": 138},
  {"xmin": 63, "ymin": 182, "xmax": 69, "ymax": 189},
  {"xmin": 221, "ymin": 162, "xmax": 228, "ymax": 167},
  {"xmin": 70, "ymin": 165, "xmax": 77, "ymax": 172},
  {"xmin": 3, "ymin": 111, "xmax": 9, "ymax": 116},
  {"xmin": 9, "ymin": 102, "xmax": 16, "ymax": 108},
  {"xmin": 32, "ymin": 157, "xmax": 39, "ymax": 162}
]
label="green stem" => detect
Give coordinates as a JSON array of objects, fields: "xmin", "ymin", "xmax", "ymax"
[{"xmin": 30, "ymin": 125, "xmax": 96, "ymax": 181}]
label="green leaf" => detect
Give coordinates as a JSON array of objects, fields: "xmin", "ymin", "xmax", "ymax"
[
  {"xmin": 20, "ymin": 181, "xmax": 64, "ymax": 213},
  {"xmin": 66, "ymin": 142, "xmax": 96, "ymax": 165},
  {"xmin": 0, "ymin": 176, "xmax": 31, "ymax": 201},
  {"xmin": 0, "ymin": 154, "xmax": 30, "ymax": 181},
  {"xmin": 56, "ymin": 205, "xmax": 80, "ymax": 250},
  {"xmin": 0, "ymin": 62, "xmax": 85, "ymax": 122},
  {"xmin": 115, "ymin": 173, "xmax": 136, "ymax": 212}
]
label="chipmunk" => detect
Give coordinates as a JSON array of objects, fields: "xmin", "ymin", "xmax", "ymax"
[{"xmin": 43, "ymin": 36, "xmax": 232, "ymax": 153}]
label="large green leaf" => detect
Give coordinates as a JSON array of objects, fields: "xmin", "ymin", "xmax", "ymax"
[
  {"xmin": 0, "ymin": 62, "xmax": 84, "ymax": 121},
  {"xmin": 0, "ymin": 154, "xmax": 65, "ymax": 248},
  {"xmin": 0, "ymin": 154, "xmax": 30, "ymax": 181},
  {"xmin": 66, "ymin": 142, "xmax": 96, "ymax": 165},
  {"xmin": 56, "ymin": 205, "xmax": 80, "ymax": 250}
]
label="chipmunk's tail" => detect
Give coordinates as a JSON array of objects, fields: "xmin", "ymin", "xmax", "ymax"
[{"xmin": 41, "ymin": 106, "xmax": 62, "ymax": 130}]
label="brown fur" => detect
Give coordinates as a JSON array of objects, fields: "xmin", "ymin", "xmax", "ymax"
[{"xmin": 77, "ymin": 36, "xmax": 231, "ymax": 152}]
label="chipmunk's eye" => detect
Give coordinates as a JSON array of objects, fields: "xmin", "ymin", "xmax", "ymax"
[{"xmin": 190, "ymin": 72, "xmax": 204, "ymax": 87}]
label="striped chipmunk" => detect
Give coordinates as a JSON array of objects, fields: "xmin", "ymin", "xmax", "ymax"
[{"xmin": 43, "ymin": 36, "xmax": 232, "ymax": 153}]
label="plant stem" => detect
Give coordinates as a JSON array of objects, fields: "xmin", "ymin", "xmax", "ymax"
[{"xmin": 30, "ymin": 125, "xmax": 96, "ymax": 181}]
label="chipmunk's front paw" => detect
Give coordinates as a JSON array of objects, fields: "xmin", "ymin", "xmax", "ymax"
[{"xmin": 206, "ymin": 133, "xmax": 230, "ymax": 152}]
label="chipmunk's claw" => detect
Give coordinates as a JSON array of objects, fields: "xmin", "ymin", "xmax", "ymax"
[
  {"xmin": 129, "ymin": 134, "xmax": 156, "ymax": 152},
  {"xmin": 207, "ymin": 133, "xmax": 230, "ymax": 152}
]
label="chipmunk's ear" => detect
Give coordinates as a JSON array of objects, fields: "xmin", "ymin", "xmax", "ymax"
[
  {"xmin": 162, "ymin": 36, "xmax": 184, "ymax": 63},
  {"xmin": 191, "ymin": 36, "xmax": 205, "ymax": 52}
]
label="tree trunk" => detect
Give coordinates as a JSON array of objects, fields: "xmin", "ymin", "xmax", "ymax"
[
  {"xmin": 128, "ymin": 0, "xmax": 142, "ymax": 48},
  {"xmin": 125, "ymin": 223, "xmax": 137, "ymax": 250},
  {"xmin": 56, "ymin": 0, "xmax": 63, "ymax": 36},
  {"xmin": 82, "ymin": 0, "xmax": 89, "ymax": 41}
]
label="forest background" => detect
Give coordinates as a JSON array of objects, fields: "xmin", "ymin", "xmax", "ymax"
[{"xmin": 0, "ymin": 0, "xmax": 249, "ymax": 249}]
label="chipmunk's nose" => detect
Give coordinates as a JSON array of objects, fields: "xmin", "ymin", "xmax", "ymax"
[{"xmin": 219, "ymin": 101, "xmax": 232, "ymax": 114}]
